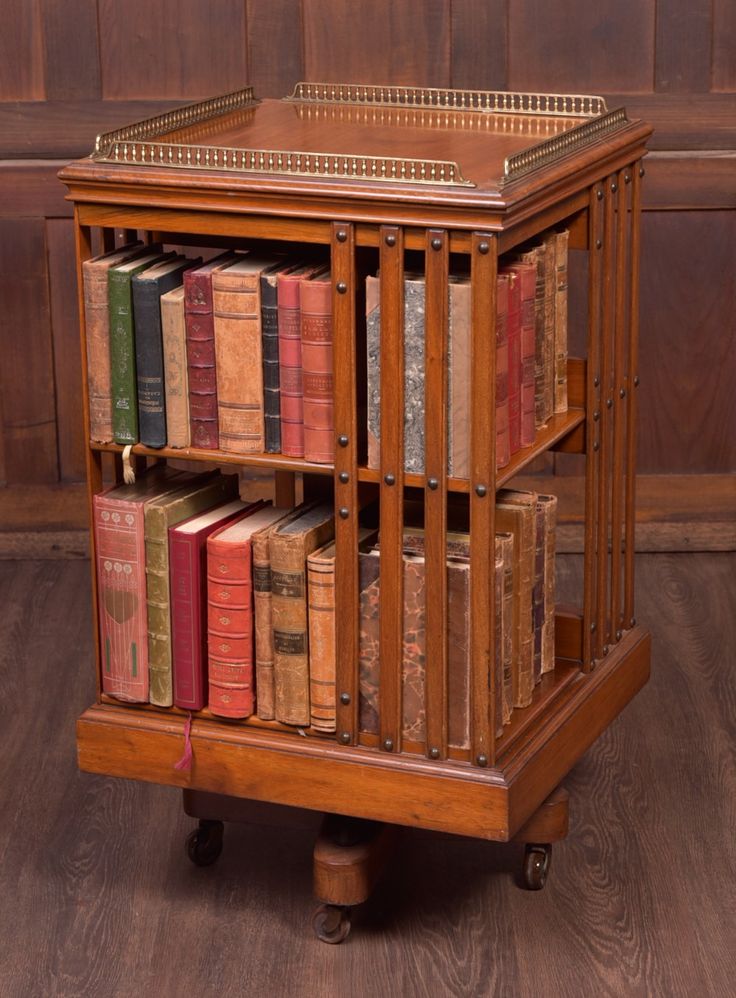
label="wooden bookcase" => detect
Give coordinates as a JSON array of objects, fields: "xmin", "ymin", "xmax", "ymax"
[{"xmin": 60, "ymin": 83, "xmax": 652, "ymax": 936}]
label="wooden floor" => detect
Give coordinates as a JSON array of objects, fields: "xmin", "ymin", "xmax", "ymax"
[{"xmin": 0, "ymin": 554, "xmax": 733, "ymax": 997}]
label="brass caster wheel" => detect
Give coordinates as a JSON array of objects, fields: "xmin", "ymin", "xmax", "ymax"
[
  {"xmin": 312, "ymin": 904, "xmax": 352, "ymax": 944},
  {"xmin": 522, "ymin": 843, "xmax": 551, "ymax": 890},
  {"xmin": 186, "ymin": 819, "xmax": 224, "ymax": 867}
]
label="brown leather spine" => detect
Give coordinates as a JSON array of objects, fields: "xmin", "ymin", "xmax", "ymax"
[
  {"xmin": 496, "ymin": 532, "xmax": 514, "ymax": 725},
  {"xmin": 301, "ymin": 274, "xmax": 334, "ymax": 464},
  {"xmin": 307, "ymin": 541, "xmax": 336, "ymax": 731},
  {"xmin": 496, "ymin": 490, "xmax": 537, "ymax": 708},
  {"xmin": 537, "ymin": 493, "xmax": 558, "ymax": 674},
  {"xmin": 161, "ymin": 286, "xmax": 189, "ymax": 448},
  {"xmin": 207, "ymin": 532, "xmax": 255, "ymax": 718},
  {"xmin": 542, "ymin": 232, "xmax": 557, "ymax": 423},
  {"xmin": 554, "ymin": 229, "xmax": 570, "ymax": 414}
]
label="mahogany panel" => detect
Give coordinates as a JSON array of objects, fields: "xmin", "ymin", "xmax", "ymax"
[
  {"xmin": 0, "ymin": 219, "xmax": 59, "ymax": 484},
  {"xmin": 508, "ymin": 1, "xmax": 655, "ymax": 94},
  {"xmin": 604, "ymin": 94, "xmax": 736, "ymax": 151},
  {"xmin": 98, "ymin": 0, "xmax": 248, "ymax": 100},
  {"xmin": 40, "ymin": 0, "xmax": 101, "ymax": 100},
  {"xmin": 712, "ymin": 0, "xmax": 736, "ymax": 92},
  {"xmin": 302, "ymin": 0, "xmax": 451, "ymax": 88},
  {"xmin": 450, "ymin": 0, "xmax": 507, "ymax": 90},
  {"xmin": 643, "ymin": 153, "xmax": 736, "ymax": 210},
  {"xmin": 0, "ymin": 0, "xmax": 44, "ymax": 100},
  {"xmin": 654, "ymin": 0, "xmax": 711, "ymax": 93},
  {"xmin": 0, "ymin": 162, "xmax": 72, "ymax": 218},
  {"xmin": 246, "ymin": 0, "xmax": 303, "ymax": 98}
]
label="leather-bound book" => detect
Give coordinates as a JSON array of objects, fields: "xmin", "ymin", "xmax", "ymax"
[
  {"xmin": 93, "ymin": 466, "xmax": 184, "ymax": 703},
  {"xmin": 513, "ymin": 243, "xmax": 546, "ymax": 429},
  {"xmin": 260, "ymin": 261, "xmax": 299, "ymax": 454},
  {"xmin": 213, "ymin": 254, "xmax": 284, "ymax": 454},
  {"xmin": 496, "ymin": 273, "xmax": 511, "ymax": 469},
  {"xmin": 145, "ymin": 470, "xmax": 239, "ymax": 706},
  {"xmin": 160, "ymin": 285, "xmax": 189, "ymax": 448},
  {"xmin": 269, "ymin": 503, "xmax": 334, "ymax": 725},
  {"xmin": 277, "ymin": 263, "xmax": 326, "ymax": 458},
  {"xmin": 505, "ymin": 268, "xmax": 522, "ymax": 454},
  {"xmin": 109, "ymin": 248, "xmax": 171, "ymax": 445},
  {"xmin": 82, "ymin": 241, "xmax": 144, "ymax": 442},
  {"xmin": 496, "ymin": 532, "xmax": 514, "ymax": 725},
  {"xmin": 448, "ymin": 275, "xmax": 471, "ymax": 479},
  {"xmin": 537, "ymin": 493, "xmax": 558, "ymax": 674},
  {"xmin": 184, "ymin": 252, "xmax": 241, "ymax": 451},
  {"xmin": 251, "ymin": 504, "xmax": 314, "ymax": 721},
  {"xmin": 554, "ymin": 230, "xmax": 570, "ymax": 414},
  {"xmin": 169, "ymin": 498, "xmax": 249, "ymax": 711},
  {"xmin": 532, "ymin": 496, "xmax": 546, "ymax": 684},
  {"xmin": 494, "ymin": 555, "xmax": 504, "ymax": 737},
  {"xmin": 301, "ymin": 270, "xmax": 334, "ymax": 464},
  {"xmin": 496, "ymin": 489, "xmax": 537, "ymax": 708},
  {"xmin": 133, "ymin": 255, "xmax": 201, "ymax": 448},
  {"xmin": 505, "ymin": 261, "xmax": 537, "ymax": 447},
  {"xmin": 206, "ymin": 504, "xmax": 286, "ymax": 718},
  {"xmin": 541, "ymin": 232, "xmax": 557, "ymax": 424}
]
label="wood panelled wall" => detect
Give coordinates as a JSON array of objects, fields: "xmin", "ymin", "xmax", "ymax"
[{"xmin": 1, "ymin": 0, "xmax": 734, "ymax": 492}]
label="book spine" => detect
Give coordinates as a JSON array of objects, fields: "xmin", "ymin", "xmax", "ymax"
[
  {"xmin": 403, "ymin": 278, "xmax": 426, "ymax": 473},
  {"xmin": 496, "ymin": 534, "xmax": 514, "ymax": 725},
  {"xmin": 133, "ymin": 280, "xmax": 168, "ymax": 448},
  {"xmin": 533, "ymin": 501, "xmax": 545, "ymax": 685},
  {"xmin": 277, "ymin": 280, "xmax": 305, "ymax": 457},
  {"xmin": 207, "ymin": 538, "xmax": 255, "ymax": 717},
  {"xmin": 496, "ymin": 275, "xmax": 510, "ymax": 469},
  {"xmin": 307, "ymin": 552, "xmax": 336, "ymax": 731},
  {"xmin": 554, "ymin": 230, "xmax": 569, "ymax": 414},
  {"xmin": 507, "ymin": 272, "xmax": 522, "ymax": 454},
  {"xmin": 365, "ymin": 275, "xmax": 381, "ymax": 470},
  {"xmin": 170, "ymin": 530, "xmax": 206, "ymax": 710},
  {"xmin": 447, "ymin": 556, "xmax": 471, "ymax": 749},
  {"xmin": 301, "ymin": 280, "xmax": 334, "ymax": 464},
  {"xmin": 185, "ymin": 270, "xmax": 219, "ymax": 450},
  {"xmin": 532, "ymin": 246, "xmax": 546, "ymax": 429},
  {"xmin": 448, "ymin": 280, "xmax": 471, "ymax": 479},
  {"xmin": 358, "ymin": 550, "xmax": 381, "ymax": 734},
  {"xmin": 270, "ymin": 534, "xmax": 311, "ymax": 725},
  {"xmin": 539, "ymin": 494, "xmax": 558, "ymax": 674},
  {"xmin": 261, "ymin": 276, "xmax": 281, "ymax": 454},
  {"xmin": 494, "ymin": 557, "xmax": 504, "ymax": 737},
  {"xmin": 214, "ymin": 273, "xmax": 265, "ymax": 453},
  {"xmin": 542, "ymin": 234, "xmax": 557, "ymax": 424},
  {"xmin": 252, "ymin": 530, "xmax": 276, "ymax": 720},
  {"xmin": 517, "ymin": 265, "xmax": 537, "ymax": 447},
  {"xmin": 401, "ymin": 558, "xmax": 426, "ymax": 741},
  {"xmin": 109, "ymin": 270, "xmax": 139, "ymax": 445},
  {"xmin": 94, "ymin": 495, "xmax": 148, "ymax": 702},
  {"xmin": 83, "ymin": 261, "xmax": 114, "ymax": 443},
  {"xmin": 161, "ymin": 292, "xmax": 190, "ymax": 448}
]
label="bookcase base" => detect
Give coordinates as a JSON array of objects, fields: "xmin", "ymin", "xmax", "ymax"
[{"xmin": 77, "ymin": 626, "xmax": 649, "ymax": 842}]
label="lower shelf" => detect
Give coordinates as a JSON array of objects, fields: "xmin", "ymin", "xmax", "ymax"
[{"xmin": 77, "ymin": 627, "xmax": 650, "ymax": 841}]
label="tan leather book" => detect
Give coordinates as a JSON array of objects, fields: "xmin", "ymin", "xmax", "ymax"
[
  {"xmin": 494, "ymin": 555, "xmax": 504, "ymax": 737},
  {"xmin": 269, "ymin": 503, "xmax": 334, "ymax": 726},
  {"xmin": 554, "ymin": 229, "xmax": 570, "ymax": 414},
  {"xmin": 213, "ymin": 254, "xmax": 284, "ymax": 453},
  {"xmin": 496, "ymin": 489, "xmax": 537, "ymax": 708},
  {"xmin": 160, "ymin": 285, "xmax": 189, "ymax": 448},
  {"xmin": 537, "ymin": 494, "xmax": 558, "ymax": 674},
  {"xmin": 496, "ymin": 532, "xmax": 514, "ymax": 725}
]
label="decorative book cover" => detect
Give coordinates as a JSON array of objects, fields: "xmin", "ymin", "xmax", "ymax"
[
  {"xmin": 505, "ymin": 261, "xmax": 537, "ymax": 447},
  {"xmin": 212, "ymin": 254, "xmax": 284, "ymax": 454},
  {"xmin": 260, "ymin": 261, "xmax": 300, "ymax": 454},
  {"xmin": 251, "ymin": 503, "xmax": 315, "ymax": 721},
  {"xmin": 496, "ymin": 532, "xmax": 514, "ymax": 725},
  {"xmin": 108, "ymin": 248, "xmax": 171, "ymax": 445},
  {"xmin": 496, "ymin": 273, "xmax": 511, "ymax": 469},
  {"xmin": 145, "ymin": 470, "xmax": 239, "ymax": 707},
  {"xmin": 505, "ymin": 269, "xmax": 522, "ymax": 455},
  {"xmin": 269, "ymin": 503, "xmax": 334, "ymax": 726},
  {"xmin": 169, "ymin": 498, "xmax": 250, "ymax": 711},
  {"xmin": 82, "ymin": 241, "xmax": 144, "ymax": 443},
  {"xmin": 301, "ymin": 270, "xmax": 334, "ymax": 464},
  {"xmin": 537, "ymin": 493, "xmax": 558, "ymax": 674},
  {"xmin": 542, "ymin": 232, "xmax": 557, "ymax": 424},
  {"xmin": 554, "ymin": 230, "xmax": 570, "ymax": 414},
  {"xmin": 93, "ymin": 466, "xmax": 184, "ymax": 703},
  {"xmin": 184, "ymin": 252, "xmax": 242, "ymax": 450},
  {"xmin": 133, "ymin": 255, "xmax": 201, "ymax": 448},
  {"xmin": 277, "ymin": 263, "xmax": 326, "ymax": 458},
  {"xmin": 496, "ymin": 489, "xmax": 537, "ymax": 708},
  {"xmin": 160, "ymin": 285, "xmax": 189, "ymax": 448},
  {"xmin": 513, "ymin": 243, "xmax": 547, "ymax": 430}
]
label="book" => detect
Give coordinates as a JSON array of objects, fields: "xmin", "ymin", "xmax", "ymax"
[
  {"xmin": 537, "ymin": 493, "xmax": 558, "ymax": 675},
  {"xmin": 213, "ymin": 254, "xmax": 284, "ymax": 453},
  {"xmin": 505, "ymin": 261, "xmax": 537, "ymax": 447},
  {"xmin": 277, "ymin": 263, "xmax": 326, "ymax": 458},
  {"xmin": 184, "ymin": 252, "xmax": 242, "ymax": 450},
  {"xmin": 505, "ymin": 269, "xmax": 522, "ymax": 455},
  {"xmin": 269, "ymin": 503, "xmax": 334, "ymax": 725},
  {"xmin": 145, "ymin": 470, "xmax": 239, "ymax": 707},
  {"xmin": 494, "ymin": 554, "xmax": 504, "ymax": 737},
  {"xmin": 109, "ymin": 247, "xmax": 171, "ymax": 445},
  {"xmin": 301, "ymin": 270, "xmax": 334, "ymax": 464},
  {"xmin": 260, "ymin": 261, "xmax": 299, "ymax": 454},
  {"xmin": 93, "ymin": 466, "xmax": 184, "ymax": 703},
  {"xmin": 133, "ymin": 255, "xmax": 201, "ymax": 448},
  {"xmin": 554, "ymin": 230, "xmax": 570, "ymax": 414},
  {"xmin": 251, "ymin": 503, "xmax": 316, "ymax": 721},
  {"xmin": 496, "ymin": 532, "xmax": 514, "ymax": 725},
  {"xmin": 513, "ymin": 243, "xmax": 546, "ymax": 430},
  {"xmin": 496, "ymin": 273, "xmax": 511, "ymax": 468},
  {"xmin": 532, "ymin": 495, "xmax": 546, "ymax": 684},
  {"xmin": 169, "ymin": 498, "xmax": 250, "ymax": 711},
  {"xmin": 496, "ymin": 489, "xmax": 537, "ymax": 708},
  {"xmin": 160, "ymin": 285, "xmax": 189, "ymax": 448},
  {"xmin": 541, "ymin": 232, "xmax": 557, "ymax": 424},
  {"xmin": 82, "ymin": 241, "xmax": 144, "ymax": 442},
  {"xmin": 448, "ymin": 276, "xmax": 471, "ymax": 479},
  {"xmin": 207, "ymin": 504, "xmax": 286, "ymax": 718}
]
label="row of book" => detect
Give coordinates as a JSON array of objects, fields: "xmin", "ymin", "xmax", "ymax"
[
  {"xmin": 94, "ymin": 466, "xmax": 557, "ymax": 742},
  {"xmin": 366, "ymin": 228, "xmax": 569, "ymax": 475},
  {"xmin": 84, "ymin": 244, "xmax": 335, "ymax": 462}
]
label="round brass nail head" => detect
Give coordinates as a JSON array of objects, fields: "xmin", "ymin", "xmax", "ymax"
[
  {"xmin": 596, "ymin": 239, "xmax": 602, "ymax": 249},
  {"xmin": 384, "ymin": 473, "xmax": 395, "ymax": 486},
  {"xmin": 338, "ymin": 435, "xmax": 349, "ymax": 447},
  {"xmin": 427, "ymin": 477, "xmax": 438, "ymax": 490},
  {"xmin": 476, "ymin": 754, "xmax": 488, "ymax": 767},
  {"xmin": 475, "ymin": 484, "xmax": 487, "ymax": 498},
  {"xmin": 339, "ymin": 507, "xmax": 349, "ymax": 519},
  {"xmin": 340, "ymin": 693, "xmax": 351, "ymax": 706},
  {"xmin": 339, "ymin": 471, "xmax": 349, "ymax": 484},
  {"xmin": 339, "ymin": 732, "xmax": 350, "ymax": 744},
  {"xmin": 336, "ymin": 281, "xmax": 347, "ymax": 295},
  {"xmin": 429, "ymin": 747, "xmax": 440, "ymax": 760},
  {"xmin": 478, "ymin": 241, "xmax": 490, "ymax": 254},
  {"xmin": 383, "ymin": 739, "xmax": 393, "ymax": 752},
  {"xmin": 593, "ymin": 441, "xmax": 600, "ymax": 451},
  {"xmin": 385, "ymin": 234, "xmax": 396, "ymax": 247},
  {"xmin": 597, "ymin": 189, "xmax": 604, "ymax": 200},
  {"xmin": 336, "ymin": 230, "xmax": 347, "ymax": 242},
  {"xmin": 431, "ymin": 237, "xmax": 442, "ymax": 251}
]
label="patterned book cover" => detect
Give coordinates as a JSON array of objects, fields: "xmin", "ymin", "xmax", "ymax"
[
  {"xmin": 537, "ymin": 493, "xmax": 558, "ymax": 674},
  {"xmin": 301, "ymin": 271, "xmax": 334, "ymax": 464},
  {"xmin": 496, "ymin": 490, "xmax": 537, "ymax": 708},
  {"xmin": 554, "ymin": 230, "xmax": 570, "ymax": 414},
  {"xmin": 160, "ymin": 285, "xmax": 189, "ymax": 448}
]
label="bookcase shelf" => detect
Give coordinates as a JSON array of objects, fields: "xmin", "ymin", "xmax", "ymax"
[{"xmin": 60, "ymin": 84, "xmax": 652, "ymax": 930}]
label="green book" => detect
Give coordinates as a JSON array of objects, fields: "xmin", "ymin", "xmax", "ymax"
[
  {"xmin": 109, "ymin": 247, "xmax": 170, "ymax": 444},
  {"xmin": 144, "ymin": 470, "xmax": 240, "ymax": 707}
]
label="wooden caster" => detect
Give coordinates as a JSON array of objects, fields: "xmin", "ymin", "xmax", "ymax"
[
  {"xmin": 312, "ymin": 904, "xmax": 352, "ymax": 944},
  {"xmin": 185, "ymin": 819, "xmax": 224, "ymax": 867},
  {"xmin": 522, "ymin": 843, "xmax": 552, "ymax": 890},
  {"xmin": 512, "ymin": 785, "xmax": 568, "ymax": 891}
]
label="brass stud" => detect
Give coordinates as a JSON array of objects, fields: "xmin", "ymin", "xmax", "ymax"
[
  {"xmin": 619, "ymin": 388, "xmax": 626, "ymax": 399},
  {"xmin": 616, "ymin": 630, "xmax": 622, "ymax": 641},
  {"xmin": 639, "ymin": 166, "xmax": 645, "ymax": 178},
  {"xmin": 596, "ymin": 239, "xmax": 602, "ymax": 249},
  {"xmin": 593, "ymin": 411, "xmax": 600, "ymax": 422},
  {"xmin": 427, "ymin": 477, "xmax": 438, "ymax": 490},
  {"xmin": 597, "ymin": 189, "xmax": 604, "ymax": 200},
  {"xmin": 607, "ymin": 398, "xmax": 613, "ymax": 409},
  {"xmin": 630, "ymin": 617, "xmax": 636, "ymax": 627},
  {"xmin": 336, "ymin": 281, "xmax": 347, "ymax": 295},
  {"xmin": 429, "ymin": 747, "xmax": 440, "ymax": 760},
  {"xmin": 478, "ymin": 241, "xmax": 490, "ymax": 254},
  {"xmin": 338, "ymin": 434, "xmax": 349, "ymax": 447},
  {"xmin": 383, "ymin": 738, "xmax": 394, "ymax": 752},
  {"xmin": 384, "ymin": 472, "xmax": 395, "ymax": 486},
  {"xmin": 633, "ymin": 375, "xmax": 640, "ymax": 387},
  {"xmin": 603, "ymin": 645, "xmax": 609, "ymax": 655},
  {"xmin": 339, "ymin": 507, "xmax": 349, "ymax": 519},
  {"xmin": 339, "ymin": 731, "xmax": 351, "ymax": 744},
  {"xmin": 475, "ymin": 484, "xmax": 487, "ymax": 498},
  {"xmin": 336, "ymin": 229, "xmax": 347, "ymax": 242},
  {"xmin": 385, "ymin": 233, "xmax": 396, "ymax": 247},
  {"xmin": 625, "ymin": 173, "xmax": 631, "ymax": 184},
  {"xmin": 431, "ymin": 237, "xmax": 442, "ymax": 251},
  {"xmin": 611, "ymin": 182, "xmax": 618, "ymax": 193},
  {"xmin": 593, "ymin": 376, "xmax": 600, "ymax": 388},
  {"xmin": 591, "ymin": 622, "xmax": 597, "ymax": 632},
  {"xmin": 476, "ymin": 754, "xmax": 488, "ymax": 767},
  {"xmin": 593, "ymin": 441, "xmax": 600, "ymax": 452},
  {"xmin": 339, "ymin": 471, "xmax": 349, "ymax": 484},
  {"xmin": 340, "ymin": 692, "xmax": 351, "ymax": 706}
]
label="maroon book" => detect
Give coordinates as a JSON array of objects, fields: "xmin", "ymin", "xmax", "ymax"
[
  {"xmin": 507, "ymin": 261, "xmax": 537, "ymax": 447},
  {"xmin": 300, "ymin": 270, "xmax": 334, "ymax": 464}
]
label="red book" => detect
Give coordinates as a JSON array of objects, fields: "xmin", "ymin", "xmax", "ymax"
[
  {"xmin": 277, "ymin": 263, "xmax": 326, "ymax": 457},
  {"xmin": 507, "ymin": 261, "xmax": 537, "ymax": 447},
  {"xmin": 496, "ymin": 273, "xmax": 511, "ymax": 469},
  {"xmin": 184, "ymin": 253, "xmax": 241, "ymax": 450},
  {"xmin": 505, "ymin": 269, "xmax": 522, "ymax": 454},
  {"xmin": 169, "ymin": 498, "xmax": 251, "ymax": 710},
  {"xmin": 300, "ymin": 270, "xmax": 333, "ymax": 464},
  {"xmin": 207, "ymin": 504, "xmax": 292, "ymax": 718}
]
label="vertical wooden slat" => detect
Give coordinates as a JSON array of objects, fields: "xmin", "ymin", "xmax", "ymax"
[
  {"xmin": 469, "ymin": 232, "xmax": 497, "ymax": 767},
  {"xmin": 331, "ymin": 222, "xmax": 360, "ymax": 745},
  {"xmin": 624, "ymin": 162, "xmax": 643, "ymax": 628},
  {"xmin": 583, "ymin": 186, "xmax": 603, "ymax": 671},
  {"xmin": 378, "ymin": 225, "xmax": 404, "ymax": 754},
  {"xmin": 609, "ymin": 168, "xmax": 629, "ymax": 640},
  {"xmin": 423, "ymin": 229, "xmax": 449, "ymax": 759}
]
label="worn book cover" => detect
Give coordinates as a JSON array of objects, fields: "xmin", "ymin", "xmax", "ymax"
[
  {"xmin": 496, "ymin": 533, "xmax": 514, "ymax": 725},
  {"xmin": 505, "ymin": 269, "xmax": 522, "ymax": 455},
  {"xmin": 537, "ymin": 493, "xmax": 558, "ymax": 674},
  {"xmin": 301, "ymin": 270, "xmax": 334, "ymax": 464},
  {"xmin": 160, "ymin": 285, "xmax": 189, "ymax": 448},
  {"xmin": 554, "ymin": 230, "xmax": 570, "ymax": 414},
  {"xmin": 496, "ymin": 490, "xmax": 537, "ymax": 708},
  {"xmin": 505, "ymin": 261, "xmax": 537, "ymax": 447},
  {"xmin": 260, "ymin": 261, "xmax": 300, "ymax": 454}
]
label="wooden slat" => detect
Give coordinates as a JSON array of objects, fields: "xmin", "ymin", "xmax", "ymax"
[
  {"xmin": 331, "ymin": 222, "xmax": 360, "ymax": 745},
  {"xmin": 423, "ymin": 229, "xmax": 449, "ymax": 759},
  {"xmin": 246, "ymin": 0, "xmax": 304, "ymax": 98},
  {"xmin": 450, "ymin": 0, "xmax": 507, "ymax": 90},
  {"xmin": 469, "ymin": 232, "xmax": 496, "ymax": 766},
  {"xmin": 624, "ymin": 164, "xmax": 643, "ymax": 627},
  {"xmin": 0, "ymin": 1, "xmax": 44, "ymax": 100},
  {"xmin": 378, "ymin": 225, "xmax": 405, "ymax": 755},
  {"xmin": 654, "ymin": 0, "xmax": 711, "ymax": 93},
  {"xmin": 40, "ymin": 0, "xmax": 102, "ymax": 100}
]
